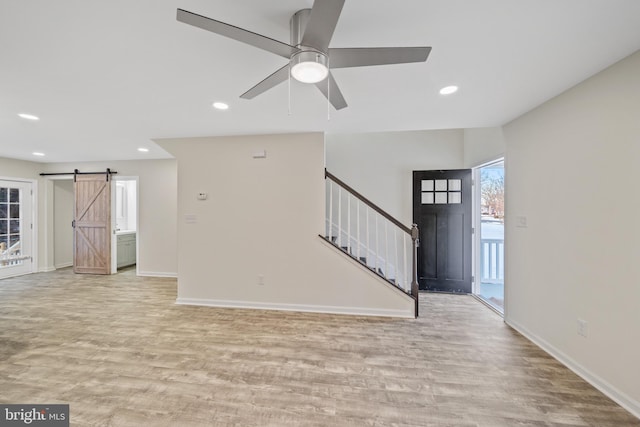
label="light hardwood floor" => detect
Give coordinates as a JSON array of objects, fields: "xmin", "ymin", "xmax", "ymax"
[{"xmin": 0, "ymin": 268, "xmax": 637, "ymax": 427}]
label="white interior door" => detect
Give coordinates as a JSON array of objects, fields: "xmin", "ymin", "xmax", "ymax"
[{"xmin": 0, "ymin": 179, "xmax": 34, "ymax": 279}]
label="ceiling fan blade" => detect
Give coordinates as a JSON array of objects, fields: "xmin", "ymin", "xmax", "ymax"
[
  {"xmin": 240, "ymin": 64, "xmax": 290, "ymax": 100},
  {"xmin": 315, "ymin": 72, "xmax": 347, "ymax": 110},
  {"xmin": 329, "ymin": 47, "xmax": 431, "ymax": 69},
  {"xmin": 301, "ymin": 0, "xmax": 345, "ymax": 51},
  {"xmin": 177, "ymin": 9, "xmax": 299, "ymax": 59}
]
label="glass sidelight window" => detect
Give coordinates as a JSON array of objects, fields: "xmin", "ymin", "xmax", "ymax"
[{"xmin": 421, "ymin": 179, "xmax": 462, "ymax": 204}]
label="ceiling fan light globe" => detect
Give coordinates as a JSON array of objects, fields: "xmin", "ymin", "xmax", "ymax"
[
  {"xmin": 290, "ymin": 50, "xmax": 329, "ymax": 84},
  {"xmin": 291, "ymin": 61, "xmax": 329, "ymax": 83}
]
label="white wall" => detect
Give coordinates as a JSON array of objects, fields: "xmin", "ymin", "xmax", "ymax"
[
  {"xmin": 53, "ymin": 179, "xmax": 73, "ymax": 268},
  {"xmin": 326, "ymin": 130, "xmax": 465, "ymax": 225},
  {"xmin": 503, "ymin": 51, "xmax": 640, "ymax": 416},
  {"xmin": 159, "ymin": 133, "xmax": 415, "ymax": 318},
  {"xmin": 0, "ymin": 157, "xmax": 40, "ymax": 179},
  {"xmin": 463, "ymin": 127, "xmax": 506, "ymax": 167},
  {"xmin": 42, "ymin": 159, "xmax": 177, "ymax": 277}
]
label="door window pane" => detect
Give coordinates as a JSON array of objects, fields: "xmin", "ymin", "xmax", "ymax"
[
  {"xmin": 10, "ymin": 220, "xmax": 20, "ymax": 234},
  {"xmin": 9, "ymin": 189, "xmax": 19, "ymax": 203},
  {"xmin": 448, "ymin": 179, "xmax": 461, "ymax": 191},
  {"xmin": 449, "ymin": 192, "xmax": 462, "ymax": 204},
  {"xmin": 0, "ymin": 220, "xmax": 6, "ymax": 234},
  {"xmin": 435, "ymin": 180, "xmax": 447, "ymax": 191},
  {"xmin": 421, "ymin": 180, "xmax": 434, "ymax": 192},
  {"xmin": 435, "ymin": 192, "xmax": 447, "ymax": 204},
  {"xmin": 0, "ymin": 188, "xmax": 6, "ymax": 203},
  {"xmin": 9, "ymin": 204, "xmax": 19, "ymax": 218},
  {"xmin": 421, "ymin": 193, "xmax": 434, "ymax": 204}
]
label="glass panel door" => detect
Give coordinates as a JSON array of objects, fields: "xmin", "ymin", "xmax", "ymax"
[
  {"xmin": 474, "ymin": 161, "xmax": 504, "ymax": 313},
  {"xmin": 0, "ymin": 180, "xmax": 33, "ymax": 279}
]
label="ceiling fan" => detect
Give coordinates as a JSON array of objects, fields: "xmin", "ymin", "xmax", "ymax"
[{"xmin": 177, "ymin": 0, "xmax": 431, "ymax": 110}]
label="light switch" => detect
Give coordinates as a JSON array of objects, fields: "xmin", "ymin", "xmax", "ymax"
[{"xmin": 252, "ymin": 149, "xmax": 267, "ymax": 159}]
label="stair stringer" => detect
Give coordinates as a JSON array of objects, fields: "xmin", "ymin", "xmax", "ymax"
[{"xmin": 312, "ymin": 236, "xmax": 416, "ymax": 318}]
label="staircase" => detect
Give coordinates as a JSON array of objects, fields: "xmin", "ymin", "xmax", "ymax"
[{"xmin": 323, "ymin": 170, "xmax": 420, "ymax": 317}]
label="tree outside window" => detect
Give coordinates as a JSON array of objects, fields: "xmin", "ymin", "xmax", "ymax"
[{"xmin": 481, "ymin": 167, "xmax": 504, "ymax": 219}]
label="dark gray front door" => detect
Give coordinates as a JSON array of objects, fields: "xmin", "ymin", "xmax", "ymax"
[{"xmin": 413, "ymin": 169, "xmax": 472, "ymax": 293}]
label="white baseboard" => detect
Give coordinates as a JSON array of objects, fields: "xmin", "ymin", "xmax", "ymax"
[
  {"xmin": 3, "ymin": 271, "xmax": 36, "ymax": 278},
  {"xmin": 54, "ymin": 262, "xmax": 73, "ymax": 269},
  {"xmin": 39, "ymin": 266, "xmax": 57, "ymax": 273},
  {"xmin": 505, "ymin": 318, "xmax": 640, "ymax": 419},
  {"xmin": 137, "ymin": 271, "xmax": 177, "ymax": 278},
  {"xmin": 175, "ymin": 297, "xmax": 414, "ymax": 319}
]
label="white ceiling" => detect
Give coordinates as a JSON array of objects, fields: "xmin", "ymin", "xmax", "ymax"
[{"xmin": 1, "ymin": 0, "xmax": 639, "ymax": 163}]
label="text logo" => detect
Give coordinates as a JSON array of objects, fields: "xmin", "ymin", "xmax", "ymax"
[{"xmin": 0, "ymin": 405, "xmax": 68, "ymax": 427}]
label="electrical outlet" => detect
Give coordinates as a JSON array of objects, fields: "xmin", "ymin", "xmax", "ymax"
[
  {"xmin": 577, "ymin": 319, "xmax": 588, "ymax": 337},
  {"xmin": 258, "ymin": 275, "xmax": 264, "ymax": 286}
]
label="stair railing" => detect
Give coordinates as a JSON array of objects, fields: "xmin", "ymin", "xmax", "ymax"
[{"xmin": 325, "ymin": 170, "xmax": 419, "ymax": 314}]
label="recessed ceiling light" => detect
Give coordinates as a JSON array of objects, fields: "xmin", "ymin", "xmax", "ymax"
[
  {"xmin": 439, "ymin": 85, "xmax": 458, "ymax": 95},
  {"xmin": 138, "ymin": 148, "xmax": 149, "ymax": 152},
  {"xmin": 212, "ymin": 102, "xmax": 229, "ymax": 110},
  {"xmin": 18, "ymin": 113, "xmax": 40, "ymax": 120},
  {"xmin": 32, "ymin": 152, "xmax": 45, "ymax": 156}
]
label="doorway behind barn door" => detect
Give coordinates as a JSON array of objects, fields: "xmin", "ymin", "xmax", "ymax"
[
  {"xmin": 413, "ymin": 169, "xmax": 472, "ymax": 293},
  {"xmin": 112, "ymin": 178, "xmax": 138, "ymax": 272}
]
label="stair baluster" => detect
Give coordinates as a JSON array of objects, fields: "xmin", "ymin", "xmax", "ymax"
[{"xmin": 322, "ymin": 170, "xmax": 420, "ymax": 317}]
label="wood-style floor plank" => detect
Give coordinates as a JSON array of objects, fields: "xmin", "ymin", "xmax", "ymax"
[{"xmin": 0, "ymin": 268, "xmax": 637, "ymax": 426}]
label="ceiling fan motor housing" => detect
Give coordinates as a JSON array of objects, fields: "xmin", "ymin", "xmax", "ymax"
[
  {"xmin": 290, "ymin": 9, "xmax": 312, "ymax": 48},
  {"xmin": 289, "ymin": 8, "xmax": 329, "ymax": 83}
]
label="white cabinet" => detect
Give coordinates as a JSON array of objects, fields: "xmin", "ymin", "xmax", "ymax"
[{"xmin": 117, "ymin": 233, "xmax": 136, "ymax": 268}]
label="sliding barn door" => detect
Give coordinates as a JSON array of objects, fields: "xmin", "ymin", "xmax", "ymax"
[{"xmin": 74, "ymin": 174, "xmax": 111, "ymax": 274}]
